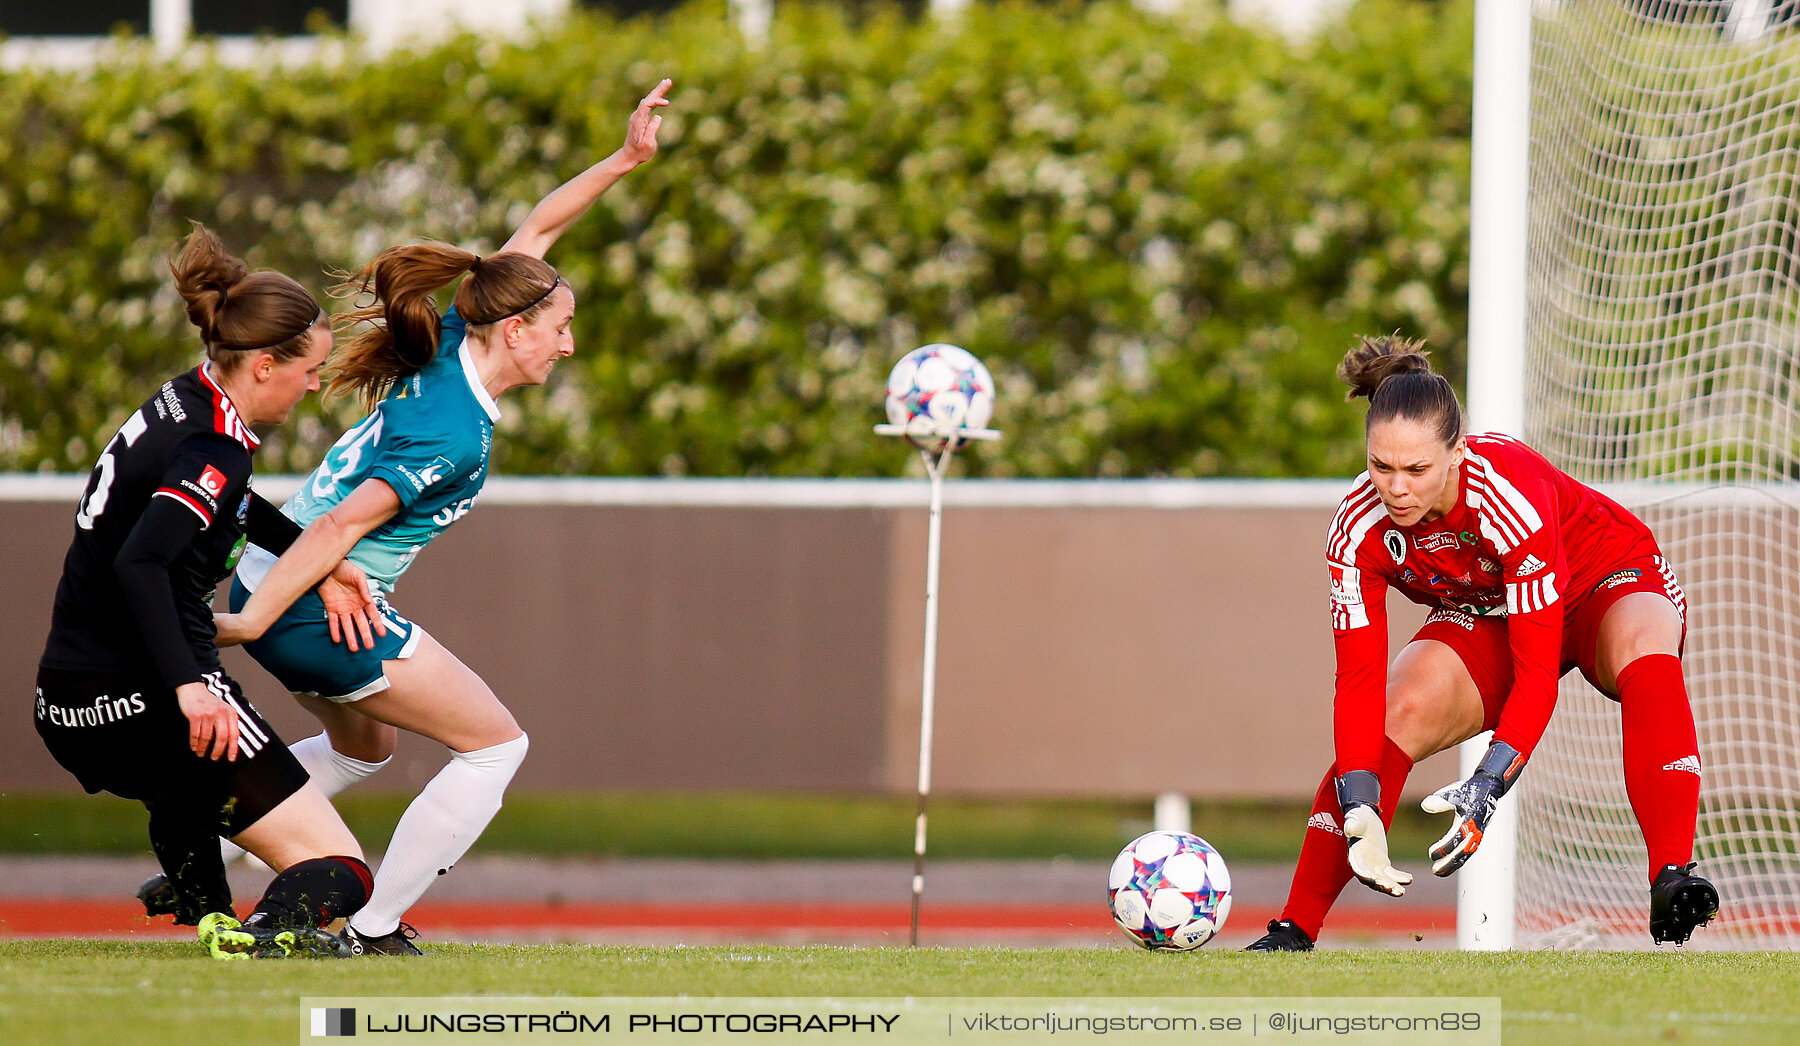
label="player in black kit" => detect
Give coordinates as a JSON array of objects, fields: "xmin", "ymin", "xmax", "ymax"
[{"xmin": 35, "ymin": 225, "xmax": 378, "ymax": 959}]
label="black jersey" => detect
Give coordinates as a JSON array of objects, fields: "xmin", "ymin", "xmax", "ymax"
[{"xmin": 40, "ymin": 365, "xmax": 298, "ymax": 689}]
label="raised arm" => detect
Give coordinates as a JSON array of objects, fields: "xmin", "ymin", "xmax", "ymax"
[
  {"xmin": 499, "ymin": 78, "xmax": 673, "ymax": 260},
  {"xmin": 215, "ymin": 478, "xmax": 403, "ymax": 646}
]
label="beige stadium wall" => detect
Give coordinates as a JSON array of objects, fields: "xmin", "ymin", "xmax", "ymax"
[{"xmin": 0, "ymin": 477, "xmax": 1449, "ymax": 801}]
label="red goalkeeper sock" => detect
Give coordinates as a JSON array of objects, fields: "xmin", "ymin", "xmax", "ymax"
[
  {"xmin": 1279, "ymin": 738, "xmax": 1415, "ymax": 941},
  {"xmin": 1617, "ymin": 653, "xmax": 1701, "ymax": 881}
]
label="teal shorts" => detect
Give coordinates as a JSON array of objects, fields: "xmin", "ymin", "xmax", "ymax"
[{"xmin": 229, "ymin": 576, "xmax": 422, "ymax": 702}]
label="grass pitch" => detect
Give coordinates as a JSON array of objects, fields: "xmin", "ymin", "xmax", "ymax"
[{"xmin": 4, "ymin": 940, "xmax": 1795, "ymax": 1046}]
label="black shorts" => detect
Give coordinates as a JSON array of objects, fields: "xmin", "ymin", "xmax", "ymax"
[{"xmin": 34, "ymin": 666, "xmax": 308, "ymax": 837}]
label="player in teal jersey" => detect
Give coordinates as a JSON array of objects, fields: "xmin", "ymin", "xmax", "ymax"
[
  {"xmin": 225, "ymin": 302, "xmax": 497, "ymax": 699},
  {"xmin": 211, "ymin": 81, "xmax": 672, "ymax": 955}
]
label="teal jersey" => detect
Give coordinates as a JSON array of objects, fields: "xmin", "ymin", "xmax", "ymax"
[{"xmin": 240, "ymin": 309, "xmax": 499, "ymax": 594}]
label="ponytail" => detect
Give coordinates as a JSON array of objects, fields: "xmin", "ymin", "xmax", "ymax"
[{"xmin": 329, "ymin": 244, "xmax": 562, "ymax": 409}]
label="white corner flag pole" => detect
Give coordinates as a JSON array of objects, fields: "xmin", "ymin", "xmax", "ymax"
[
  {"xmin": 911, "ymin": 441, "xmax": 951, "ymax": 948},
  {"xmin": 875, "ymin": 420, "xmax": 1000, "ymax": 946}
]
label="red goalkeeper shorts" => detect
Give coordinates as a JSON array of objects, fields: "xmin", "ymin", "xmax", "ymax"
[{"xmin": 1413, "ymin": 554, "xmax": 1688, "ymax": 727}]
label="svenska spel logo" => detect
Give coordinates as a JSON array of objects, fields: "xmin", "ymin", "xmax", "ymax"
[
  {"xmin": 311, "ymin": 1007, "xmax": 355, "ymax": 1037},
  {"xmin": 197, "ymin": 464, "xmax": 227, "ymax": 497}
]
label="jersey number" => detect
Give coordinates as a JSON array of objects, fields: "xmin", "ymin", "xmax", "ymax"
[
  {"xmin": 75, "ymin": 411, "xmax": 148, "ymax": 530},
  {"xmin": 311, "ymin": 413, "xmax": 385, "ymax": 499}
]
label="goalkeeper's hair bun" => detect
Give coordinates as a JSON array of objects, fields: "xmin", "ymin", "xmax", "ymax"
[
  {"xmin": 1339, "ymin": 333, "xmax": 1463, "ymax": 446},
  {"xmin": 1338, "ymin": 332, "xmax": 1433, "ymax": 400}
]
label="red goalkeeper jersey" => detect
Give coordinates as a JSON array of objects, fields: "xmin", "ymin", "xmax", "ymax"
[{"xmin": 1325, "ymin": 433, "xmax": 1660, "ymax": 775}]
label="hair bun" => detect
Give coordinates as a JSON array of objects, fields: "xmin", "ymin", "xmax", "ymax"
[
  {"xmin": 169, "ymin": 224, "xmax": 249, "ymax": 345},
  {"xmin": 168, "ymin": 222, "xmax": 321, "ymax": 362},
  {"xmin": 1338, "ymin": 333, "xmax": 1433, "ymax": 401}
]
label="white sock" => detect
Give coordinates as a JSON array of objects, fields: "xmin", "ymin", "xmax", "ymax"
[
  {"xmin": 291, "ymin": 731, "xmax": 393, "ymax": 796},
  {"xmin": 219, "ymin": 732, "xmax": 391, "ymax": 866},
  {"xmin": 348, "ymin": 733, "xmax": 528, "ymax": 938}
]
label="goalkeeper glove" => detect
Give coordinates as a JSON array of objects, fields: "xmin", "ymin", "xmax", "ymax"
[
  {"xmin": 1421, "ymin": 739, "xmax": 1527, "ymax": 877},
  {"xmin": 1335, "ymin": 770, "xmax": 1412, "ymax": 897}
]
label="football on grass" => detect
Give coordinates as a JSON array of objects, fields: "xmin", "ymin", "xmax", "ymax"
[{"xmin": 1108, "ymin": 830, "xmax": 1232, "ymax": 950}]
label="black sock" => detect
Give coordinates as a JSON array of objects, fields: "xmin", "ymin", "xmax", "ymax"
[
  {"xmin": 145, "ymin": 800, "xmax": 232, "ymax": 926},
  {"xmin": 247, "ymin": 856, "xmax": 373, "ymax": 930}
]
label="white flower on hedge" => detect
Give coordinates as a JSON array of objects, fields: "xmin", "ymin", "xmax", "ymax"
[
  {"xmin": 823, "ymin": 263, "xmax": 883, "ymax": 328},
  {"xmin": 1390, "ymin": 280, "xmax": 1439, "ymax": 321}
]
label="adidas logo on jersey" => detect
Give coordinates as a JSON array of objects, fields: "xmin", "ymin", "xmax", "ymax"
[
  {"xmin": 1307, "ymin": 812, "xmax": 1344, "ymax": 837},
  {"xmin": 1662, "ymin": 755, "xmax": 1702, "ymax": 776},
  {"xmin": 1515, "ymin": 555, "xmax": 1548, "ymax": 577}
]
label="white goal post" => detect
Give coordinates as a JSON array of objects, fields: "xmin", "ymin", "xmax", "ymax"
[
  {"xmin": 1461, "ymin": 0, "xmax": 1534, "ymax": 953},
  {"xmin": 1469, "ymin": 0, "xmax": 1800, "ymax": 950}
]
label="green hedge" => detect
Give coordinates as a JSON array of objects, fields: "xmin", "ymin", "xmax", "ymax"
[{"xmin": 0, "ymin": 0, "xmax": 1472, "ymax": 478}]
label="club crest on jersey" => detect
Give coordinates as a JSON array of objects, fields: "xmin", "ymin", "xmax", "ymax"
[
  {"xmin": 1383, "ymin": 530, "xmax": 1406, "ymax": 565},
  {"xmin": 1415, "ymin": 531, "xmax": 1458, "ymax": 553}
]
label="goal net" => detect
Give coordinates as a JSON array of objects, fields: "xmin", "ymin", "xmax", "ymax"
[{"xmin": 1520, "ymin": 0, "xmax": 1800, "ymax": 948}]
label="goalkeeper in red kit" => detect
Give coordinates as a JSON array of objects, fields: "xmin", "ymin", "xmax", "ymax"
[{"xmin": 1246, "ymin": 334, "xmax": 1718, "ymax": 951}]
